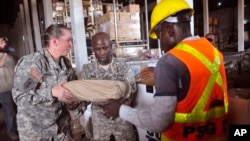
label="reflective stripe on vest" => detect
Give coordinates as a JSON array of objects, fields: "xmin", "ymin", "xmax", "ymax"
[{"xmin": 173, "ymin": 43, "xmax": 228, "ymax": 123}]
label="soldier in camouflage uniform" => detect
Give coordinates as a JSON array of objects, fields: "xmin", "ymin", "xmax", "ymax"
[
  {"xmin": 79, "ymin": 32, "xmax": 137, "ymax": 141},
  {"xmin": 12, "ymin": 24, "xmax": 77, "ymax": 141}
]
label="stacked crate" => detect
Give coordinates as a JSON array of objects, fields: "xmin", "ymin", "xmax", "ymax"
[{"xmin": 96, "ymin": 4, "xmax": 141, "ymax": 41}]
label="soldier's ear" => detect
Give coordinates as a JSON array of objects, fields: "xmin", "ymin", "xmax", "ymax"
[{"xmin": 51, "ymin": 37, "xmax": 58, "ymax": 47}]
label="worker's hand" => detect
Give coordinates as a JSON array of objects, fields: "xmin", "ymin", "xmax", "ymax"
[
  {"xmin": 52, "ymin": 81, "xmax": 75, "ymax": 101},
  {"xmin": 102, "ymin": 99, "xmax": 122, "ymax": 120}
]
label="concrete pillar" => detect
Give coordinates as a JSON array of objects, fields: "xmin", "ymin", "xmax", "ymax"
[
  {"xmin": 19, "ymin": 4, "xmax": 29, "ymax": 55},
  {"xmin": 13, "ymin": 20, "xmax": 18, "ymax": 57},
  {"xmin": 238, "ymin": 0, "xmax": 244, "ymax": 51},
  {"xmin": 144, "ymin": 0, "xmax": 150, "ymax": 50},
  {"xmin": 31, "ymin": 0, "xmax": 42, "ymax": 51},
  {"xmin": 17, "ymin": 12, "xmax": 25, "ymax": 57},
  {"xmin": 203, "ymin": 0, "xmax": 209, "ymax": 35},
  {"xmin": 24, "ymin": 0, "xmax": 34, "ymax": 53},
  {"xmin": 43, "ymin": 0, "xmax": 53, "ymax": 28},
  {"xmin": 14, "ymin": 19, "xmax": 21, "ymax": 57},
  {"xmin": 69, "ymin": 0, "xmax": 88, "ymax": 74}
]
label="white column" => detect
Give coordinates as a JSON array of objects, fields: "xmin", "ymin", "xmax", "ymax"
[
  {"xmin": 238, "ymin": 0, "xmax": 244, "ymax": 51},
  {"xmin": 20, "ymin": 4, "xmax": 29, "ymax": 54},
  {"xmin": 24, "ymin": 0, "xmax": 34, "ymax": 53},
  {"xmin": 31, "ymin": 0, "xmax": 42, "ymax": 51},
  {"xmin": 13, "ymin": 18, "xmax": 19, "ymax": 57},
  {"xmin": 17, "ymin": 12, "xmax": 26, "ymax": 57},
  {"xmin": 43, "ymin": 0, "xmax": 53, "ymax": 28},
  {"xmin": 69, "ymin": 0, "xmax": 88, "ymax": 74},
  {"xmin": 203, "ymin": 0, "xmax": 209, "ymax": 35},
  {"xmin": 144, "ymin": 0, "xmax": 150, "ymax": 50}
]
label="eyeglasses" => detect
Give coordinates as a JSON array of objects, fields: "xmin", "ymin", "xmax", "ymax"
[
  {"xmin": 154, "ymin": 21, "xmax": 167, "ymax": 39},
  {"xmin": 93, "ymin": 46, "xmax": 110, "ymax": 52},
  {"xmin": 154, "ymin": 21, "xmax": 174, "ymax": 39}
]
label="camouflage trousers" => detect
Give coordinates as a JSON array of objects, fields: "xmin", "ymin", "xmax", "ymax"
[
  {"xmin": 90, "ymin": 109, "xmax": 137, "ymax": 141},
  {"xmin": 18, "ymin": 131, "xmax": 73, "ymax": 141}
]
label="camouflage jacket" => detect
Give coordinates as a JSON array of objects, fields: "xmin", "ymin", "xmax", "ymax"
[
  {"xmin": 12, "ymin": 49, "xmax": 75, "ymax": 140},
  {"xmin": 79, "ymin": 57, "xmax": 137, "ymax": 140}
]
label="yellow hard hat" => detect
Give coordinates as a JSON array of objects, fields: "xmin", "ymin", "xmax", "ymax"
[{"xmin": 149, "ymin": 0, "xmax": 194, "ymax": 39}]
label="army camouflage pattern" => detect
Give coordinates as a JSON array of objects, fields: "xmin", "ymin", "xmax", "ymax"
[
  {"xmin": 79, "ymin": 58, "xmax": 137, "ymax": 141},
  {"xmin": 12, "ymin": 49, "xmax": 75, "ymax": 141}
]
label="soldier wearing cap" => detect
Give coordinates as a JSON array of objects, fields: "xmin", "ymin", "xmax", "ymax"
[
  {"xmin": 0, "ymin": 37, "xmax": 19, "ymax": 140},
  {"xmin": 12, "ymin": 24, "xmax": 77, "ymax": 141},
  {"xmin": 102, "ymin": 0, "xmax": 228, "ymax": 141}
]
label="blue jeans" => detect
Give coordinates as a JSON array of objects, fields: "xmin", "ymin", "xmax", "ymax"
[{"xmin": 0, "ymin": 91, "xmax": 18, "ymax": 136}]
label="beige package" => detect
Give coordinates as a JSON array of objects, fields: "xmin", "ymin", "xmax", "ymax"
[{"xmin": 63, "ymin": 80, "xmax": 131, "ymax": 102}]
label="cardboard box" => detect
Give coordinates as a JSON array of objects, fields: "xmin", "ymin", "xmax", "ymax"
[
  {"xmin": 105, "ymin": 5, "xmax": 113, "ymax": 12},
  {"xmin": 102, "ymin": 12, "xmax": 119, "ymax": 23},
  {"xmin": 98, "ymin": 21, "xmax": 141, "ymax": 40},
  {"xmin": 97, "ymin": 11, "xmax": 139, "ymax": 23},
  {"xmin": 130, "ymin": 12, "xmax": 140, "ymax": 21},
  {"xmin": 124, "ymin": 4, "xmax": 140, "ymax": 13},
  {"xmin": 119, "ymin": 12, "xmax": 131, "ymax": 21},
  {"xmin": 96, "ymin": 15, "xmax": 104, "ymax": 24}
]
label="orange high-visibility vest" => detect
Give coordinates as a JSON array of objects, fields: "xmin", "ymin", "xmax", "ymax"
[{"xmin": 161, "ymin": 38, "xmax": 228, "ymax": 141}]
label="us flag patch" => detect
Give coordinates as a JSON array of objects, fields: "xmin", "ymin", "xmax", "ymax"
[{"xmin": 29, "ymin": 68, "xmax": 43, "ymax": 82}]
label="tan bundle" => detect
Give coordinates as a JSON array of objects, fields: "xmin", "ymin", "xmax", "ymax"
[{"xmin": 63, "ymin": 80, "xmax": 131, "ymax": 102}]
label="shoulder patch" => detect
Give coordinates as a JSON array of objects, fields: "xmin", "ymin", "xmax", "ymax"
[{"xmin": 29, "ymin": 68, "xmax": 43, "ymax": 82}]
